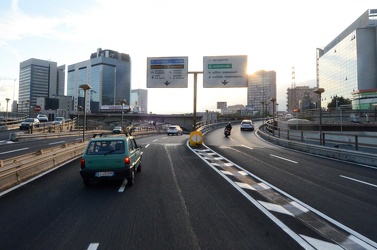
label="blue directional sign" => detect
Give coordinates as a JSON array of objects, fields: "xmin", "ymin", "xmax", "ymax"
[{"xmin": 147, "ymin": 57, "xmax": 188, "ymax": 88}]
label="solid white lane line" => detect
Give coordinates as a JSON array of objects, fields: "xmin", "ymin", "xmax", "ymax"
[
  {"xmin": 241, "ymin": 144, "xmax": 253, "ymax": 150},
  {"xmin": 0, "ymin": 147, "xmax": 29, "ymax": 154},
  {"xmin": 340, "ymin": 175, "xmax": 377, "ymax": 188},
  {"xmin": 270, "ymin": 154, "xmax": 298, "ymax": 164},
  {"xmin": 118, "ymin": 179, "xmax": 128, "ymax": 192},
  {"xmin": 48, "ymin": 141, "xmax": 65, "ymax": 145},
  {"xmin": 87, "ymin": 243, "xmax": 99, "ymax": 250}
]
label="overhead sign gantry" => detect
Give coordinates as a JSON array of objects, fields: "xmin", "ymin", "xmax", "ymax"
[{"xmin": 146, "ymin": 55, "xmax": 248, "ymax": 130}]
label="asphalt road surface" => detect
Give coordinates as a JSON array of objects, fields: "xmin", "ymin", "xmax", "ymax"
[{"xmin": 1, "ymin": 126, "xmax": 376, "ymax": 250}]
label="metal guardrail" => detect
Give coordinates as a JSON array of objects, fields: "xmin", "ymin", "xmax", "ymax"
[
  {"xmin": 263, "ymin": 121, "xmax": 377, "ymax": 154},
  {"xmin": 258, "ymin": 124, "xmax": 377, "ymax": 167},
  {"xmin": 0, "ymin": 142, "xmax": 86, "ymax": 192}
]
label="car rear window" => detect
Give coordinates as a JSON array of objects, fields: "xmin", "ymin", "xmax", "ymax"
[
  {"xmin": 168, "ymin": 126, "xmax": 178, "ymax": 130},
  {"xmin": 86, "ymin": 140, "xmax": 125, "ymax": 155}
]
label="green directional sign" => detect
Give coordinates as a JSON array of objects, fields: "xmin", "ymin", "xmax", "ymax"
[
  {"xmin": 203, "ymin": 55, "xmax": 247, "ymax": 88},
  {"xmin": 208, "ymin": 64, "xmax": 232, "ymax": 69}
]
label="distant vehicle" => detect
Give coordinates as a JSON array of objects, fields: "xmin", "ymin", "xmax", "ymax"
[
  {"xmin": 20, "ymin": 118, "xmax": 40, "ymax": 130},
  {"xmin": 53, "ymin": 117, "xmax": 65, "ymax": 125},
  {"xmin": 80, "ymin": 134, "xmax": 143, "ymax": 187},
  {"xmin": 37, "ymin": 114, "xmax": 48, "ymax": 122},
  {"xmin": 100, "ymin": 105, "xmax": 131, "ymax": 113},
  {"xmin": 167, "ymin": 125, "xmax": 183, "ymax": 136},
  {"xmin": 285, "ymin": 114, "xmax": 294, "ymax": 119},
  {"xmin": 112, "ymin": 126, "xmax": 123, "ymax": 134},
  {"xmin": 240, "ymin": 120, "xmax": 254, "ymax": 131}
]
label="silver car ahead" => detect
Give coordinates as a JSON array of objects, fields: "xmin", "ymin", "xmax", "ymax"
[
  {"xmin": 240, "ymin": 120, "xmax": 254, "ymax": 131},
  {"xmin": 167, "ymin": 125, "xmax": 183, "ymax": 136}
]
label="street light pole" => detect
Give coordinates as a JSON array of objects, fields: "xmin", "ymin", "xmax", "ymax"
[
  {"xmin": 79, "ymin": 84, "xmax": 92, "ymax": 142},
  {"xmin": 314, "ymin": 88, "xmax": 325, "ymax": 145},
  {"xmin": 77, "ymin": 105, "xmax": 82, "ymax": 130},
  {"xmin": 270, "ymin": 98, "xmax": 276, "ymax": 136},
  {"xmin": 120, "ymin": 99, "xmax": 127, "ymax": 130},
  {"xmin": 5, "ymin": 98, "xmax": 10, "ymax": 126},
  {"xmin": 26, "ymin": 100, "xmax": 30, "ymax": 116}
]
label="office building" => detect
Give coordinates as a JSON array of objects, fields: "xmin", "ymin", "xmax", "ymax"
[
  {"xmin": 316, "ymin": 9, "xmax": 377, "ymax": 110},
  {"xmin": 130, "ymin": 89, "xmax": 148, "ymax": 114},
  {"xmin": 67, "ymin": 48, "xmax": 131, "ymax": 113},
  {"xmin": 18, "ymin": 58, "xmax": 65, "ymax": 113},
  {"xmin": 286, "ymin": 86, "xmax": 319, "ymax": 113},
  {"xmin": 247, "ymin": 70, "xmax": 276, "ymax": 116}
]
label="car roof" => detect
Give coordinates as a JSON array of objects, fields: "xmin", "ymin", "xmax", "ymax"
[
  {"xmin": 242, "ymin": 120, "xmax": 252, "ymax": 122},
  {"xmin": 91, "ymin": 133, "xmax": 132, "ymax": 140}
]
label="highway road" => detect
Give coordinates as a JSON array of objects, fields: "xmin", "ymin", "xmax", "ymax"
[
  {"xmin": 0, "ymin": 129, "xmax": 90, "ymax": 159},
  {"xmin": 0, "ymin": 124, "xmax": 377, "ymax": 249}
]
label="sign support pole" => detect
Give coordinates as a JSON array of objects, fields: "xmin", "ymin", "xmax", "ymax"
[{"xmin": 189, "ymin": 71, "xmax": 203, "ymax": 131}]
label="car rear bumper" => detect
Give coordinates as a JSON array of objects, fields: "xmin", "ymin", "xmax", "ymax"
[
  {"xmin": 241, "ymin": 127, "xmax": 254, "ymax": 131},
  {"xmin": 80, "ymin": 168, "xmax": 131, "ymax": 180}
]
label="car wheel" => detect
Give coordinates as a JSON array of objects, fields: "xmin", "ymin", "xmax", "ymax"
[
  {"xmin": 137, "ymin": 163, "xmax": 142, "ymax": 172},
  {"xmin": 127, "ymin": 169, "xmax": 135, "ymax": 187}
]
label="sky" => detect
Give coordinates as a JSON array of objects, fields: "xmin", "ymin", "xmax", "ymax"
[{"xmin": 0, "ymin": 0, "xmax": 376, "ymax": 114}]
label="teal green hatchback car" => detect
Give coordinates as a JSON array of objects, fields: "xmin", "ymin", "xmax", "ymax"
[{"xmin": 80, "ymin": 134, "xmax": 143, "ymax": 187}]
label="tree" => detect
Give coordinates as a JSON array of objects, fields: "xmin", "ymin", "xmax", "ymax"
[{"xmin": 327, "ymin": 96, "xmax": 351, "ymax": 109}]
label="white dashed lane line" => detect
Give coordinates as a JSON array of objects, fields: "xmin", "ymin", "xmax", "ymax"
[
  {"xmin": 270, "ymin": 154, "xmax": 298, "ymax": 164},
  {"xmin": 340, "ymin": 175, "xmax": 377, "ymax": 188},
  {"xmin": 0, "ymin": 147, "xmax": 29, "ymax": 155}
]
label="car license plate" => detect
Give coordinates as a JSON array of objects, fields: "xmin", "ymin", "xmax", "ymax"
[{"xmin": 95, "ymin": 171, "xmax": 114, "ymax": 177}]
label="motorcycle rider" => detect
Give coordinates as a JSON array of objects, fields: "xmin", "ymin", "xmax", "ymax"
[{"xmin": 225, "ymin": 122, "xmax": 232, "ymax": 134}]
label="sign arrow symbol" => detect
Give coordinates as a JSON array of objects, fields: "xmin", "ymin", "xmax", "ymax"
[
  {"xmin": 164, "ymin": 81, "xmax": 170, "ymax": 86},
  {"xmin": 222, "ymin": 80, "xmax": 229, "ymax": 85}
]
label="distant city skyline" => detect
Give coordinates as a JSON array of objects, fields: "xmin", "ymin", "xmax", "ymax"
[{"xmin": 0, "ymin": 0, "xmax": 376, "ymax": 113}]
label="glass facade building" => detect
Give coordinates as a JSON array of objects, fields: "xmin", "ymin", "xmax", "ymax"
[
  {"xmin": 247, "ymin": 70, "xmax": 276, "ymax": 116},
  {"xmin": 317, "ymin": 9, "xmax": 377, "ymax": 110},
  {"xmin": 18, "ymin": 58, "xmax": 65, "ymax": 113},
  {"xmin": 67, "ymin": 48, "xmax": 131, "ymax": 113}
]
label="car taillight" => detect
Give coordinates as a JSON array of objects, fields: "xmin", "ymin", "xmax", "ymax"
[
  {"xmin": 80, "ymin": 159, "xmax": 85, "ymax": 169},
  {"xmin": 124, "ymin": 157, "xmax": 130, "ymax": 164}
]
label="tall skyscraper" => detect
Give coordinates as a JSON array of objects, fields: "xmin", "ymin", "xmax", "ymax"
[
  {"xmin": 67, "ymin": 48, "xmax": 131, "ymax": 113},
  {"xmin": 19, "ymin": 58, "xmax": 65, "ymax": 113},
  {"xmin": 247, "ymin": 70, "xmax": 276, "ymax": 116},
  {"xmin": 317, "ymin": 9, "xmax": 377, "ymax": 110}
]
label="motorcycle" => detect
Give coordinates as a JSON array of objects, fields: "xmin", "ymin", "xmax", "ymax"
[{"xmin": 224, "ymin": 128, "xmax": 231, "ymax": 137}]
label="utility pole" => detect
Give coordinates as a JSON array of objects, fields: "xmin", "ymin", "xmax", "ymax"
[{"xmin": 291, "ymin": 67, "xmax": 297, "ymax": 114}]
